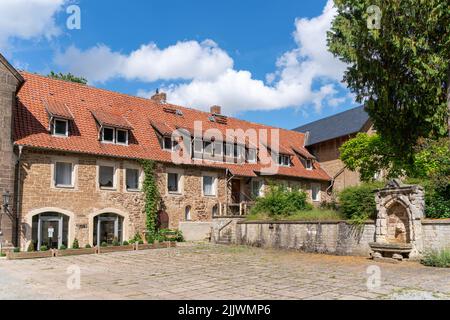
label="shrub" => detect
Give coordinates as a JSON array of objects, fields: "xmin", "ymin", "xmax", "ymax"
[
  {"xmin": 59, "ymin": 244, "xmax": 67, "ymax": 250},
  {"xmin": 0, "ymin": 252, "xmax": 6, "ymax": 257},
  {"xmin": 138, "ymin": 240, "xmax": 144, "ymax": 245},
  {"xmin": 406, "ymin": 178, "xmax": 450, "ymax": 219},
  {"xmin": 112, "ymin": 239, "xmax": 120, "ymax": 247},
  {"xmin": 251, "ymin": 185, "xmax": 311, "ymax": 217},
  {"xmin": 85, "ymin": 244, "xmax": 92, "ymax": 249},
  {"xmin": 14, "ymin": 247, "xmax": 21, "ymax": 253},
  {"xmin": 421, "ymin": 249, "xmax": 450, "ymax": 268},
  {"xmin": 122, "ymin": 241, "xmax": 129, "ymax": 246},
  {"xmin": 27, "ymin": 241, "xmax": 35, "ymax": 252},
  {"xmin": 101, "ymin": 242, "xmax": 108, "ymax": 247},
  {"xmin": 157, "ymin": 229, "xmax": 184, "ymax": 242},
  {"xmin": 39, "ymin": 245, "xmax": 49, "ymax": 252},
  {"xmin": 339, "ymin": 183, "xmax": 382, "ymax": 221},
  {"xmin": 72, "ymin": 239, "xmax": 80, "ymax": 249}
]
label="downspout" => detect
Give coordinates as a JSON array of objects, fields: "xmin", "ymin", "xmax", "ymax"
[
  {"xmin": 326, "ymin": 165, "xmax": 347, "ymax": 195},
  {"xmin": 14, "ymin": 145, "xmax": 24, "ymax": 247}
]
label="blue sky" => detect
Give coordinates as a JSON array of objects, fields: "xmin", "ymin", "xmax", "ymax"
[{"xmin": 0, "ymin": 0, "xmax": 356, "ymax": 129}]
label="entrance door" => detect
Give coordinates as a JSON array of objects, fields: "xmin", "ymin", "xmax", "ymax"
[
  {"xmin": 231, "ymin": 179, "xmax": 241, "ymax": 203},
  {"xmin": 40, "ymin": 219, "xmax": 60, "ymax": 249},
  {"xmin": 32, "ymin": 213, "xmax": 68, "ymax": 250},
  {"xmin": 94, "ymin": 214, "xmax": 123, "ymax": 246}
]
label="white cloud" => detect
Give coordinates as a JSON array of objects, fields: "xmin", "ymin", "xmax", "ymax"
[
  {"xmin": 54, "ymin": 0, "xmax": 348, "ymax": 115},
  {"xmin": 54, "ymin": 40, "xmax": 233, "ymax": 83},
  {"xmin": 0, "ymin": 0, "xmax": 66, "ymax": 51}
]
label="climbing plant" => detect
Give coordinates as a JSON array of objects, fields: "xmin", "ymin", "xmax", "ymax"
[{"xmin": 141, "ymin": 160, "xmax": 160, "ymax": 238}]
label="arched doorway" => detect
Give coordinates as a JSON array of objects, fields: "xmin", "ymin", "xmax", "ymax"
[
  {"xmin": 31, "ymin": 212, "xmax": 69, "ymax": 250},
  {"xmin": 93, "ymin": 213, "xmax": 124, "ymax": 246}
]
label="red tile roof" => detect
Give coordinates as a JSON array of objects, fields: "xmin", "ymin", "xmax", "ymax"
[
  {"xmin": 14, "ymin": 72, "xmax": 330, "ymax": 181},
  {"xmin": 44, "ymin": 98, "xmax": 74, "ymax": 120},
  {"xmin": 91, "ymin": 109, "xmax": 133, "ymax": 130}
]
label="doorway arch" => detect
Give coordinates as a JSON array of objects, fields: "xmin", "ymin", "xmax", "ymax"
[{"xmin": 88, "ymin": 208, "xmax": 129, "ymax": 246}]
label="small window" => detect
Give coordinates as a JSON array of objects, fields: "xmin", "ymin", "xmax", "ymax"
[
  {"xmin": 99, "ymin": 166, "xmax": 115, "ymax": 189},
  {"xmin": 312, "ymin": 184, "xmax": 321, "ymax": 202},
  {"xmin": 185, "ymin": 206, "xmax": 191, "ymax": 221},
  {"xmin": 203, "ymin": 176, "xmax": 216, "ymax": 196},
  {"xmin": 55, "ymin": 162, "xmax": 73, "ymax": 187},
  {"xmin": 163, "ymin": 137, "xmax": 173, "ymax": 150},
  {"xmin": 193, "ymin": 139, "xmax": 203, "ymax": 153},
  {"xmin": 203, "ymin": 141, "xmax": 213, "ymax": 155},
  {"xmin": 126, "ymin": 168, "xmax": 139, "ymax": 191},
  {"xmin": 168, "ymin": 172, "xmax": 180, "ymax": 193},
  {"xmin": 116, "ymin": 129, "xmax": 128, "ymax": 145},
  {"xmin": 247, "ymin": 149, "xmax": 257, "ymax": 163},
  {"xmin": 306, "ymin": 159, "xmax": 313, "ymax": 170},
  {"xmin": 225, "ymin": 143, "xmax": 234, "ymax": 157},
  {"xmin": 278, "ymin": 155, "xmax": 290, "ymax": 167},
  {"xmin": 53, "ymin": 119, "xmax": 68, "ymax": 137},
  {"xmin": 102, "ymin": 127, "xmax": 115, "ymax": 143},
  {"xmin": 213, "ymin": 142, "xmax": 223, "ymax": 157}
]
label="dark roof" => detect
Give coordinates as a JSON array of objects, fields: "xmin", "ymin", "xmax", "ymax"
[{"xmin": 293, "ymin": 106, "xmax": 370, "ymax": 146}]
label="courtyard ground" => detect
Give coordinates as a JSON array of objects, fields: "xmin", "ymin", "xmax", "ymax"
[{"xmin": 0, "ymin": 243, "xmax": 449, "ymax": 300}]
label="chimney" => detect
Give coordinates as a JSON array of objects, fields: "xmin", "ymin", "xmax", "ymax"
[
  {"xmin": 151, "ymin": 89, "xmax": 167, "ymax": 104},
  {"xmin": 210, "ymin": 105, "xmax": 221, "ymax": 115}
]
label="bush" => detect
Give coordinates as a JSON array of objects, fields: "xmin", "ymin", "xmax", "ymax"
[
  {"xmin": 157, "ymin": 229, "xmax": 184, "ymax": 242},
  {"xmin": 14, "ymin": 247, "xmax": 20, "ymax": 253},
  {"xmin": 406, "ymin": 178, "xmax": 450, "ymax": 219},
  {"xmin": 112, "ymin": 239, "xmax": 121, "ymax": 247},
  {"xmin": 72, "ymin": 239, "xmax": 80, "ymax": 249},
  {"xmin": 39, "ymin": 245, "xmax": 49, "ymax": 252},
  {"xmin": 101, "ymin": 242, "xmax": 108, "ymax": 247},
  {"xmin": 85, "ymin": 244, "xmax": 92, "ymax": 249},
  {"xmin": 339, "ymin": 183, "xmax": 382, "ymax": 221},
  {"xmin": 251, "ymin": 185, "xmax": 312, "ymax": 217},
  {"xmin": 129, "ymin": 233, "xmax": 143, "ymax": 245},
  {"xmin": 421, "ymin": 249, "xmax": 450, "ymax": 268},
  {"xmin": 59, "ymin": 244, "xmax": 67, "ymax": 250},
  {"xmin": 27, "ymin": 241, "xmax": 35, "ymax": 252},
  {"xmin": 0, "ymin": 252, "xmax": 5, "ymax": 257},
  {"xmin": 122, "ymin": 241, "xmax": 129, "ymax": 246}
]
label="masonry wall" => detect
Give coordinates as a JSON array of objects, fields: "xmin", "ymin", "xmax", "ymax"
[
  {"xmin": 0, "ymin": 62, "xmax": 19, "ymax": 246},
  {"xmin": 422, "ymin": 220, "xmax": 450, "ymax": 251}
]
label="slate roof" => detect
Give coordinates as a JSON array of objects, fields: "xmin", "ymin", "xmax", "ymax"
[
  {"xmin": 14, "ymin": 72, "xmax": 330, "ymax": 181},
  {"xmin": 293, "ymin": 106, "xmax": 370, "ymax": 146}
]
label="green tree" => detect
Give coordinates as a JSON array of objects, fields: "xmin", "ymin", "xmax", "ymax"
[
  {"xmin": 328, "ymin": 0, "xmax": 450, "ymax": 164},
  {"xmin": 47, "ymin": 71, "xmax": 88, "ymax": 85}
]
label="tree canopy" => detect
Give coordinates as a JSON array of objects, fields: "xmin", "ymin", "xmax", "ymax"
[
  {"xmin": 47, "ymin": 71, "xmax": 88, "ymax": 85},
  {"xmin": 328, "ymin": 0, "xmax": 450, "ymax": 163}
]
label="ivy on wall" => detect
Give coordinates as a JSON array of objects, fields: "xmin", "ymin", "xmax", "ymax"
[{"xmin": 141, "ymin": 160, "xmax": 160, "ymax": 238}]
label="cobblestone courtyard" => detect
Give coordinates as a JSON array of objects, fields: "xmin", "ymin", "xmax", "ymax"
[{"xmin": 1, "ymin": 243, "xmax": 450, "ymax": 300}]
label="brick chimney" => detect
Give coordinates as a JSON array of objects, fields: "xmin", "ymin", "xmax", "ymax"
[
  {"xmin": 151, "ymin": 89, "xmax": 167, "ymax": 104},
  {"xmin": 210, "ymin": 105, "xmax": 221, "ymax": 115}
]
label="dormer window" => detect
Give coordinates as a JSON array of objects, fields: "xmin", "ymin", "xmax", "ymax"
[
  {"xmin": 53, "ymin": 118, "xmax": 69, "ymax": 137},
  {"xmin": 305, "ymin": 159, "xmax": 313, "ymax": 170},
  {"xmin": 278, "ymin": 154, "xmax": 291, "ymax": 167},
  {"xmin": 247, "ymin": 148, "xmax": 257, "ymax": 163},
  {"xmin": 163, "ymin": 136, "xmax": 179, "ymax": 151},
  {"xmin": 101, "ymin": 127, "xmax": 129, "ymax": 145}
]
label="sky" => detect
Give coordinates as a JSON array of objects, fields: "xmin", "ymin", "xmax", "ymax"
[{"xmin": 0, "ymin": 0, "xmax": 357, "ymax": 130}]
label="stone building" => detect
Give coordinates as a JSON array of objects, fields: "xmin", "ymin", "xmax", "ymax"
[
  {"xmin": 0, "ymin": 55, "xmax": 332, "ymax": 250},
  {"xmin": 0, "ymin": 55, "xmax": 24, "ymax": 247},
  {"xmin": 294, "ymin": 106, "xmax": 375, "ymax": 192}
]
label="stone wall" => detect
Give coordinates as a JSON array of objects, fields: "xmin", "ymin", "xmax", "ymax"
[
  {"xmin": 0, "ymin": 61, "xmax": 20, "ymax": 246},
  {"xmin": 235, "ymin": 221, "xmax": 376, "ymax": 256},
  {"xmin": 422, "ymin": 220, "xmax": 450, "ymax": 252}
]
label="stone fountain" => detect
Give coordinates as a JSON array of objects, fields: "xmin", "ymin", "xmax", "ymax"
[{"xmin": 370, "ymin": 179, "xmax": 425, "ymax": 261}]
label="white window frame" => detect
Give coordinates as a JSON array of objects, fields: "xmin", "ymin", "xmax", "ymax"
[
  {"xmin": 167, "ymin": 168, "xmax": 184, "ymax": 195},
  {"xmin": 97, "ymin": 161, "xmax": 118, "ymax": 190},
  {"xmin": 52, "ymin": 118, "xmax": 69, "ymax": 137},
  {"xmin": 193, "ymin": 138, "xmax": 203, "ymax": 154},
  {"xmin": 203, "ymin": 141, "xmax": 213, "ymax": 155},
  {"xmin": 124, "ymin": 165, "xmax": 142, "ymax": 192},
  {"xmin": 116, "ymin": 129, "xmax": 129, "ymax": 146},
  {"xmin": 202, "ymin": 173, "xmax": 218, "ymax": 197},
  {"xmin": 213, "ymin": 141, "xmax": 223, "ymax": 157},
  {"xmin": 247, "ymin": 148, "xmax": 257, "ymax": 163},
  {"xmin": 51, "ymin": 158, "xmax": 77, "ymax": 189},
  {"xmin": 101, "ymin": 127, "xmax": 116, "ymax": 144},
  {"xmin": 311, "ymin": 183, "xmax": 321, "ymax": 202},
  {"xmin": 278, "ymin": 154, "xmax": 291, "ymax": 167},
  {"xmin": 305, "ymin": 159, "xmax": 313, "ymax": 170},
  {"xmin": 225, "ymin": 143, "xmax": 234, "ymax": 157}
]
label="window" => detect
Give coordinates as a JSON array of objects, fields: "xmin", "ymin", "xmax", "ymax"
[
  {"xmin": 168, "ymin": 172, "xmax": 180, "ymax": 193},
  {"xmin": 203, "ymin": 175, "xmax": 216, "ymax": 196},
  {"xmin": 99, "ymin": 166, "xmax": 115, "ymax": 189},
  {"xmin": 102, "ymin": 127, "xmax": 115, "ymax": 143},
  {"xmin": 163, "ymin": 137, "xmax": 173, "ymax": 150},
  {"xmin": 203, "ymin": 141, "xmax": 213, "ymax": 155},
  {"xmin": 247, "ymin": 149, "xmax": 257, "ymax": 163},
  {"xmin": 251, "ymin": 180, "xmax": 264, "ymax": 198},
  {"xmin": 116, "ymin": 129, "xmax": 128, "ymax": 145},
  {"xmin": 305, "ymin": 159, "xmax": 313, "ymax": 170},
  {"xmin": 193, "ymin": 139, "xmax": 203, "ymax": 153},
  {"xmin": 213, "ymin": 141, "xmax": 223, "ymax": 157},
  {"xmin": 225, "ymin": 143, "xmax": 234, "ymax": 157},
  {"xmin": 278, "ymin": 154, "xmax": 290, "ymax": 167},
  {"xmin": 53, "ymin": 119, "xmax": 68, "ymax": 137},
  {"xmin": 185, "ymin": 206, "xmax": 191, "ymax": 221},
  {"xmin": 312, "ymin": 183, "xmax": 321, "ymax": 202},
  {"xmin": 126, "ymin": 168, "xmax": 140, "ymax": 191},
  {"xmin": 54, "ymin": 162, "xmax": 73, "ymax": 187}
]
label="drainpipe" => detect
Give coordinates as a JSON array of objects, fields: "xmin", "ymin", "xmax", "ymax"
[
  {"xmin": 14, "ymin": 145, "xmax": 23, "ymax": 247},
  {"xmin": 326, "ymin": 165, "xmax": 347, "ymax": 195}
]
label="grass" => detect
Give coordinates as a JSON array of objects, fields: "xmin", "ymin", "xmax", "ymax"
[
  {"xmin": 421, "ymin": 249, "xmax": 450, "ymax": 268},
  {"xmin": 246, "ymin": 209, "xmax": 345, "ymax": 222}
]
